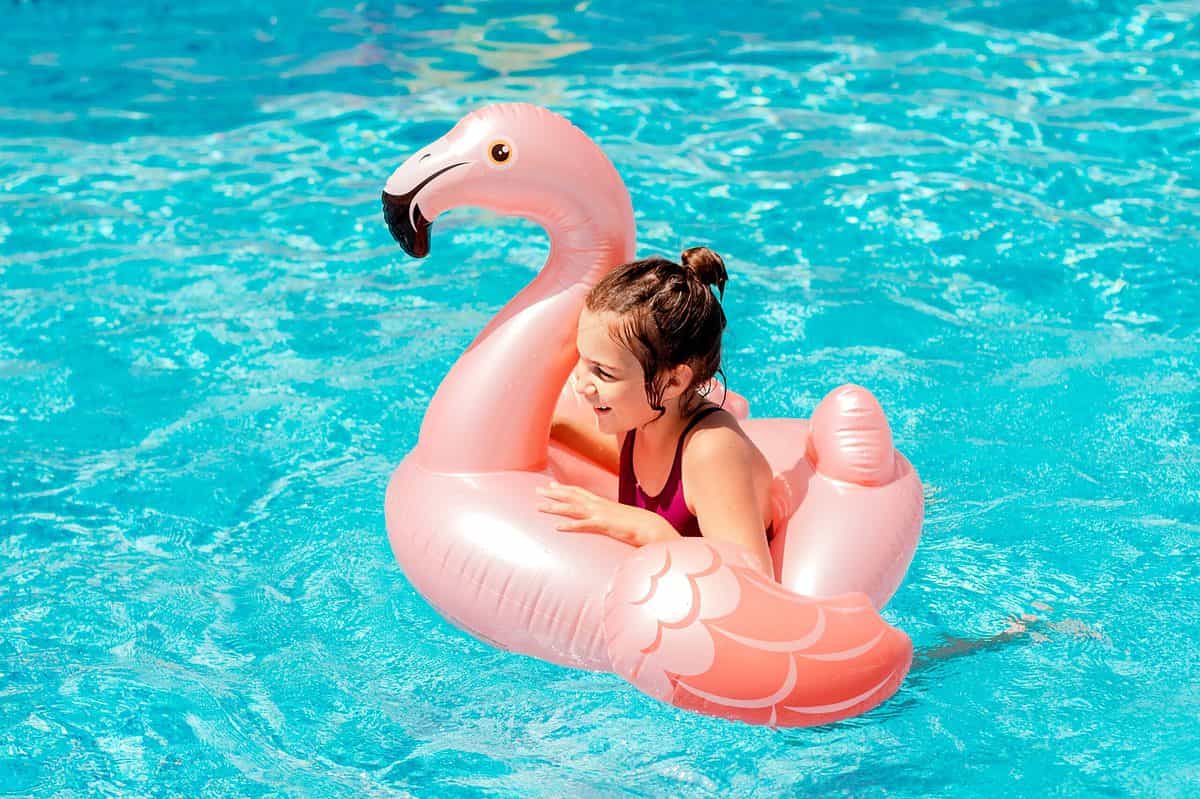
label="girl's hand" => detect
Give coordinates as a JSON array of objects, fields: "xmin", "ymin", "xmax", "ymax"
[{"xmin": 535, "ymin": 482, "xmax": 675, "ymax": 547}]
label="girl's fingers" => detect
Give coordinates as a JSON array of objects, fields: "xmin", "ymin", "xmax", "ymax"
[
  {"xmin": 556, "ymin": 520, "xmax": 600, "ymax": 533},
  {"xmin": 549, "ymin": 482, "xmax": 590, "ymax": 498},
  {"xmin": 538, "ymin": 483, "xmax": 597, "ymax": 503},
  {"xmin": 538, "ymin": 502, "xmax": 587, "ymax": 519}
]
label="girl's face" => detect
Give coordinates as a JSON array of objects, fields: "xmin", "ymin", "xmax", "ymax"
[{"xmin": 572, "ymin": 308, "xmax": 688, "ymax": 433}]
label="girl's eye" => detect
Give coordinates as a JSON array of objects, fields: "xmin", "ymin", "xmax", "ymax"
[{"xmin": 593, "ymin": 366, "xmax": 612, "ymax": 379}]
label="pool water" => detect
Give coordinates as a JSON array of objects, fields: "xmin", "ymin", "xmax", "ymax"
[{"xmin": 3, "ymin": 1, "xmax": 1198, "ymax": 796}]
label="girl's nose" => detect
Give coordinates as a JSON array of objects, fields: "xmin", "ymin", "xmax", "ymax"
[{"xmin": 571, "ymin": 364, "xmax": 597, "ymax": 398}]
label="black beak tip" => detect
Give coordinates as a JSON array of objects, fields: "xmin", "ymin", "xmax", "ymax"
[{"xmin": 382, "ymin": 190, "xmax": 432, "ymax": 258}]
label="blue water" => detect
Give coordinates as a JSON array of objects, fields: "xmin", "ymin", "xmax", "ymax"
[{"xmin": 3, "ymin": 0, "xmax": 1199, "ymax": 795}]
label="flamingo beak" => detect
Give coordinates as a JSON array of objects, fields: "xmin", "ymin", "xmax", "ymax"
[
  {"xmin": 381, "ymin": 189, "xmax": 432, "ymax": 258},
  {"xmin": 381, "ymin": 160, "xmax": 469, "ymax": 259}
]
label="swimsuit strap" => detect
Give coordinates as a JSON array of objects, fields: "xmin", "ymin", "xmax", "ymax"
[{"xmin": 679, "ymin": 405, "xmax": 724, "ymax": 441}]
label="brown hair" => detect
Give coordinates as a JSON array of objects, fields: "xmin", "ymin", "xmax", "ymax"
[{"xmin": 585, "ymin": 247, "xmax": 729, "ymax": 418}]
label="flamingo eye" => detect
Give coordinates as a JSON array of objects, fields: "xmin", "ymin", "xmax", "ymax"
[{"xmin": 489, "ymin": 141, "xmax": 513, "ymax": 164}]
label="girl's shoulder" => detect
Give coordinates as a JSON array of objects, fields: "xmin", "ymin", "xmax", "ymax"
[{"xmin": 681, "ymin": 405, "xmax": 754, "ymax": 464}]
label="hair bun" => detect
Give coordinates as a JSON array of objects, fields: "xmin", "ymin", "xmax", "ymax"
[{"xmin": 680, "ymin": 246, "xmax": 728, "ymax": 299}]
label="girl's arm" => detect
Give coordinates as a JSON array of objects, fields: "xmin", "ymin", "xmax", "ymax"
[
  {"xmin": 550, "ymin": 415, "xmax": 621, "ymax": 474},
  {"xmin": 536, "ymin": 482, "xmax": 680, "ymax": 546},
  {"xmin": 683, "ymin": 428, "xmax": 775, "ymax": 577}
]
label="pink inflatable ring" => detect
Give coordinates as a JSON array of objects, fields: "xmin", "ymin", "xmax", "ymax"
[{"xmin": 381, "ymin": 104, "xmax": 924, "ymax": 727}]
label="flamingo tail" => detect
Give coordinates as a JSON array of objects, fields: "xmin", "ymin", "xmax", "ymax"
[{"xmin": 603, "ymin": 539, "xmax": 913, "ymax": 728}]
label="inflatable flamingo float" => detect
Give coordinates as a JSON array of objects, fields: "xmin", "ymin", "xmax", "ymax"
[{"xmin": 381, "ymin": 104, "xmax": 924, "ymax": 727}]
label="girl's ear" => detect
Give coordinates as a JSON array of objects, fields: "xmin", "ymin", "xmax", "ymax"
[{"xmin": 662, "ymin": 363, "xmax": 695, "ymax": 401}]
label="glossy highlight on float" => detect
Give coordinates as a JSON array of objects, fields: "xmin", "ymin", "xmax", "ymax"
[{"xmin": 381, "ymin": 103, "xmax": 924, "ymax": 727}]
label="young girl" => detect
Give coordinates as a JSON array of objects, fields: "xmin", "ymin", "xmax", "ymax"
[{"xmin": 537, "ymin": 247, "xmax": 776, "ymax": 577}]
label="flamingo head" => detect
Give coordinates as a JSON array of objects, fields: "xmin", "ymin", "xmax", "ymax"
[{"xmin": 381, "ymin": 103, "xmax": 632, "ymax": 258}]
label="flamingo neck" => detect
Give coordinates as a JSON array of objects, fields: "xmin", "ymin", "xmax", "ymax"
[{"xmin": 415, "ymin": 224, "xmax": 630, "ymax": 474}]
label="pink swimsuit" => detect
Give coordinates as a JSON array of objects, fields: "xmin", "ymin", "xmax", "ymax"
[{"xmin": 619, "ymin": 406, "xmax": 773, "ymax": 540}]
